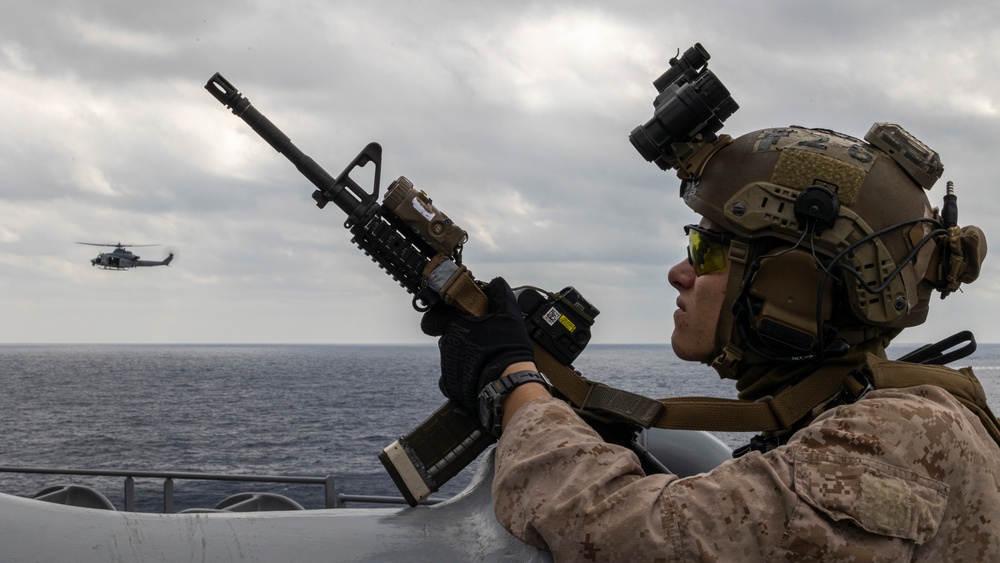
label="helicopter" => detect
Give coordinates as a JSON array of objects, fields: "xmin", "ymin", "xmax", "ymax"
[{"xmin": 76, "ymin": 242, "xmax": 176, "ymax": 270}]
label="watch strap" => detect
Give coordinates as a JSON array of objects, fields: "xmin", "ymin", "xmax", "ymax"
[{"xmin": 479, "ymin": 370, "xmax": 551, "ymax": 437}]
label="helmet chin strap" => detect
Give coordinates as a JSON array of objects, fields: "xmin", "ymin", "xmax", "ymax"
[{"xmin": 709, "ymin": 238, "xmax": 753, "ymax": 380}]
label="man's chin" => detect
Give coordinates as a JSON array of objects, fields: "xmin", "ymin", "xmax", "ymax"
[
  {"xmin": 671, "ymin": 334, "xmax": 716, "ymax": 363},
  {"xmin": 670, "ymin": 335, "xmax": 697, "ymax": 361}
]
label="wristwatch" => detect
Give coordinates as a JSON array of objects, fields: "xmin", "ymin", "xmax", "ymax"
[{"xmin": 478, "ymin": 370, "xmax": 551, "ymax": 438}]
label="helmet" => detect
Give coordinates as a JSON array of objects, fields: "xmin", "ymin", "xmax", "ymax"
[
  {"xmin": 680, "ymin": 123, "xmax": 987, "ymax": 374},
  {"xmin": 629, "ymin": 45, "xmax": 986, "ymax": 377}
]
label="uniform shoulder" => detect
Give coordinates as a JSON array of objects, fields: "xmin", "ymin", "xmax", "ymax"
[{"xmin": 790, "ymin": 383, "xmax": 998, "ymax": 482}]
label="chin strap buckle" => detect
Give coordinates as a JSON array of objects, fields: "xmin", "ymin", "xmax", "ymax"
[
  {"xmin": 732, "ymin": 433, "xmax": 782, "ymax": 458},
  {"xmin": 828, "ymin": 371, "xmax": 874, "ymax": 409}
]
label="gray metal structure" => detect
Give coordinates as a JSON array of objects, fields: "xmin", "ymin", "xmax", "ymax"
[{"xmin": 0, "ymin": 429, "xmax": 732, "ymax": 562}]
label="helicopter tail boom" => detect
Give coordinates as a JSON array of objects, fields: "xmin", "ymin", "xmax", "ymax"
[{"xmin": 133, "ymin": 254, "xmax": 174, "ymax": 268}]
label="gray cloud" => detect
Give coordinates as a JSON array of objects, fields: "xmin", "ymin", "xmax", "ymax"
[{"xmin": 2, "ymin": 0, "xmax": 998, "ymax": 345}]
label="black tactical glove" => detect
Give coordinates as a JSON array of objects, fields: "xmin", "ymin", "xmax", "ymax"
[{"xmin": 421, "ymin": 277, "xmax": 535, "ymax": 412}]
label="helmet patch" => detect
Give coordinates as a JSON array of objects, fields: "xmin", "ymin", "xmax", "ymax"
[
  {"xmin": 751, "ymin": 128, "xmax": 877, "ymax": 207},
  {"xmin": 772, "ymin": 149, "xmax": 866, "ymax": 206}
]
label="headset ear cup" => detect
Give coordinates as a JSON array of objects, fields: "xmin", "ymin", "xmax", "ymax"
[
  {"xmin": 746, "ymin": 248, "xmax": 834, "ymax": 353},
  {"xmin": 794, "ymin": 185, "xmax": 840, "ymax": 233}
]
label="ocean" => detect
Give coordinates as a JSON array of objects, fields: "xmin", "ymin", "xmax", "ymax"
[{"xmin": 1, "ymin": 342, "xmax": 998, "ymax": 512}]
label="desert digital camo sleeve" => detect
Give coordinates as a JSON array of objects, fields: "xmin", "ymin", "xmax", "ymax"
[{"xmin": 493, "ymin": 387, "xmax": 1000, "ymax": 562}]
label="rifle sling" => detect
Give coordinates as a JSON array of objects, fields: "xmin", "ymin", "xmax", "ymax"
[
  {"xmin": 534, "ymin": 344, "xmax": 858, "ymax": 433},
  {"xmin": 432, "ymin": 260, "xmax": 863, "ymax": 434},
  {"xmin": 426, "ymin": 256, "xmax": 489, "ymax": 315}
]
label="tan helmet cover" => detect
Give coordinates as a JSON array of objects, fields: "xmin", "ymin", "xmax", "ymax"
[{"xmin": 682, "ymin": 125, "xmax": 985, "ymax": 337}]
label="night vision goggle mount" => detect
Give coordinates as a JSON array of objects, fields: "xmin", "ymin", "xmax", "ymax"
[{"xmin": 629, "ymin": 43, "xmax": 739, "ymax": 179}]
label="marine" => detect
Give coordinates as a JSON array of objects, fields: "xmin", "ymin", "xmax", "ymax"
[{"xmin": 421, "ymin": 45, "xmax": 999, "ymax": 561}]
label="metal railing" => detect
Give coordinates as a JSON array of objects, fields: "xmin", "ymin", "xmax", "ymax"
[{"xmin": 0, "ymin": 466, "xmax": 439, "ymax": 512}]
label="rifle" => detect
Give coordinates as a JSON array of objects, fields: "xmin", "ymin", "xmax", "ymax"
[{"xmin": 205, "ymin": 74, "xmax": 667, "ymax": 506}]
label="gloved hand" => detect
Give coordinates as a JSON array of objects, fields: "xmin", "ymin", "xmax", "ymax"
[{"xmin": 421, "ymin": 277, "xmax": 535, "ymax": 412}]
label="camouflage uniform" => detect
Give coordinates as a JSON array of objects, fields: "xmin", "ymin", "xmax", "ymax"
[{"xmin": 494, "ymin": 383, "xmax": 1000, "ymax": 561}]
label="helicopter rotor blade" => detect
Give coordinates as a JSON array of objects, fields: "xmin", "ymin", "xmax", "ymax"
[{"xmin": 75, "ymin": 242, "xmax": 161, "ymax": 248}]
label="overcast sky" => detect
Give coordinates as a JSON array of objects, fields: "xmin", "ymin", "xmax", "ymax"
[{"xmin": 2, "ymin": 1, "xmax": 998, "ymax": 346}]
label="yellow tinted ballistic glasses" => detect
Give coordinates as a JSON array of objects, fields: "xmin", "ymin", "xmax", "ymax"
[{"xmin": 684, "ymin": 224, "xmax": 732, "ymax": 276}]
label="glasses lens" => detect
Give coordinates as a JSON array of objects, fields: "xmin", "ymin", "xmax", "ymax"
[{"xmin": 686, "ymin": 225, "xmax": 728, "ymax": 276}]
